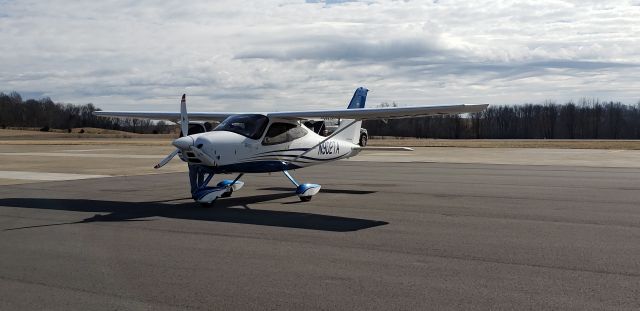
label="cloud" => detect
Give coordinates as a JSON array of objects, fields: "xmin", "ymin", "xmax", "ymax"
[
  {"xmin": 306, "ymin": 0, "xmax": 362, "ymax": 4},
  {"xmin": 0, "ymin": 0, "xmax": 639, "ymax": 111},
  {"xmin": 236, "ymin": 37, "xmax": 445, "ymax": 61}
]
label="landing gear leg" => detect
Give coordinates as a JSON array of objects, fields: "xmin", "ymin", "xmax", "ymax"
[
  {"xmin": 188, "ymin": 165, "xmax": 246, "ymax": 206},
  {"xmin": 189, "ymin": 165, "xmax": 218, "ymax": 206},
  {"xmin": 283, "ymin": 170, "xmax": 321, "ymax": 202}
]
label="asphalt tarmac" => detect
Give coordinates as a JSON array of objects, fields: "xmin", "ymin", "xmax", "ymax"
[{"xmin": 1, "ymin": 161, "xmax": 640, "ymax": 310}]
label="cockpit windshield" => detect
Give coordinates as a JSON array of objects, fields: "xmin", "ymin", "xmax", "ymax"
[{"xmin": 213, "ymin": 114, "xmax": 269, "ymax": 139}]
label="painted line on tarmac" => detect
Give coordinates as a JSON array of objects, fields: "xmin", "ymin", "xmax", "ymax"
[
  {"xmin": 0, "ymin": 152, "xmax": 161, "ymax": 159},
  {"xmin": 62, "ymin": 149, "xmax": 122, "ymax": 152},
  {"xmin": 0, "ymin": 170, "xmax": 109, "ymax": 181}
]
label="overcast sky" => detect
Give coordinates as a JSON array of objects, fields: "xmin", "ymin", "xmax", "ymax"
[{"xmin": 1, "ymin": 0, "xmax": 639, "ymax": 111}]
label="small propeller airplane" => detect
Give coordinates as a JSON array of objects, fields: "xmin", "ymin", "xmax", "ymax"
[{"xmin": 95, "ymin": 87, "xmax": 487, "ymax": 205}]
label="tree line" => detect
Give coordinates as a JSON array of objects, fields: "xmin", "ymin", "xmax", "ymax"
[
  {"xmin": 0, "ymin": 92, "xmax": 172, "ymax": 134},
  {"xmin": 2, "ymin": 91, "xmax": 640, "ymax": 139},
  {"xmin": 364, "ymin": 99, "xmax": 640, "ymax": 139}
]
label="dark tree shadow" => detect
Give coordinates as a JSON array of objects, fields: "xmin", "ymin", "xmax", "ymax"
[{"xmin": 0, "ymin": 194, "xmax": 387, "ymax": 232}]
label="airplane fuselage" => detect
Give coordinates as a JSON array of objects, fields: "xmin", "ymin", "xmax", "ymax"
[{"xmin": 176, "ymin": 117, "xmax": 360, "ymax": 174}]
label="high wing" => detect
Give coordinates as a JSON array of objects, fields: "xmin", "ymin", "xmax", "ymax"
[
  {"xmin": 268, "ymin": 104, "xmax": 487, "ymax": 120},
  {"xmin": 93, "ymin": 111, "xmax": 234, "ymax": 122},
  {"xmin": 94, "ymin": 104, "xmax": 488, "ymax": 121}
]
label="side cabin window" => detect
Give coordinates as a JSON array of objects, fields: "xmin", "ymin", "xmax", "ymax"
[
  {"xmin": 262, "ymin": 122, "xmax": 308, "ymax": 146},
  {"xmin": 303, "ymin": 121, "xmax": 327, "ymax": 136}
]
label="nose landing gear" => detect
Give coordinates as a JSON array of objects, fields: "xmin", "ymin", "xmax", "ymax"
[{"xmin": 189, "ymin": 165, "xmax": 244, "ymax": 206}]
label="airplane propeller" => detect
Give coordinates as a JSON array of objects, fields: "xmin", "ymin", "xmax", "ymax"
[
  {"xmin": 154, "ymin": 94, "xmax": 189, "ymax": 169},
  {"xmin": 154, "ymin": 149, "xmax": 180, "ymax": 169},
  {"xmin": 180, "ymin": 93, "xmax": 189, "ymax": 138}
]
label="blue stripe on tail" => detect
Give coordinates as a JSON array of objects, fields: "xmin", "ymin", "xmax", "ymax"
[{"xmin": 347, "ymin": 87, "xmax": 368, "ymax": 109}]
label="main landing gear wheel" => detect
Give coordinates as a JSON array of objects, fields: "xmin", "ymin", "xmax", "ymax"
[
  {"xmin": 359, "ymin": 133, "xmax": 368, "ymax": 147},
  {"xmin": 299, "ymin": 196, "xmax": 313, "ymax": 202},
  {"xmin": 221, "ymin": 188, "xmax": 233, "ymax": 198},
  {"xmin": 283, "ymin": 170, "xmax": 322, "ymax": 202},
  {"xmin": 199, "ymin": 199, "xmax": 216, "ymax": 208}
]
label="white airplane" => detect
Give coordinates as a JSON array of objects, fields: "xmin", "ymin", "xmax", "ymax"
[{"xmin": 95, "ymin": 88, "xmax": 487, "ymax": 205}]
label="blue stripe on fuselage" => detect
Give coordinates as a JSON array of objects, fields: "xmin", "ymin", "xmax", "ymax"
[
  {"xmin": 197, "ymin": 153, "xmax": 349, "ymax": 173},
  {"xmin": 205, "ymin": 161, "xmax": 302, "ymax": 174},
  {"xmin": 255, "ymin": 148, "xmax": 309, "ymax": 155},
  {"xmin": 243, "ymin": 152, "xmax": 350, "ymax": 163}
]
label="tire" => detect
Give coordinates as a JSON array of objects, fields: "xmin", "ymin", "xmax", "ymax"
[
  {"xmin": 299, "ymin": 196, "xmax": 313, "ymax": 202},
  {"xmin": 221, "ymin": 189, "xmax": 233, "ymax": 198},
  {"xmin": 359, "ymin": 133, "xmax": 368, "ymax": 147},
  {"xmin": 199, "ymin": 200, "xmax": 216, "ymax": 208}
]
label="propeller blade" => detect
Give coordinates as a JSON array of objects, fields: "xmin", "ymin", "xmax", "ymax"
[
  {"xmin": 180, "ymin": 94, "xmax": 188, "ymax": 137},
  {"xmin": 154, "ymin": 149, "xmax": 180, "ymax": 169}
]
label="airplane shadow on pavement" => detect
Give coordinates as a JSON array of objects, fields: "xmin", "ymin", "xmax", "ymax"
[
  {"xmin": 0, "ymin": 193, "xmax": 388, "ymax": 232},
  {"xmin": 259, "ymin": 187, "xmax": 377, "ymax": 195}
]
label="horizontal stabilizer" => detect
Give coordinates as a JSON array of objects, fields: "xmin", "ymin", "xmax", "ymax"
[{"xmin": 357, "ymin": 147, "xmax": 414, "ymax": 151}]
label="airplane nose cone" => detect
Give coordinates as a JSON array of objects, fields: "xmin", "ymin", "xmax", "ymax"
[{"xmin": 172, "ymin": 136, "xmax": 194, "ymax": 149}]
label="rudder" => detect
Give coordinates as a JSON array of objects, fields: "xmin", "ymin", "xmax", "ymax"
[
  {"xmin": 347, "ymin": 87, "xmax": 368, "ymax": 109},
  {"xmin": 335, "ymin": 87, "xmax": 368, "ymax": 143}
]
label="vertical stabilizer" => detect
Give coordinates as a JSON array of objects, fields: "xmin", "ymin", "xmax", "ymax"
[
  {"xmin": 335, "ymin": 87, "xmax": 368, "ymax": 143},
  {"xmin": 347, "ymin": 87, "xmax": 368, "ymax": 109}
]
